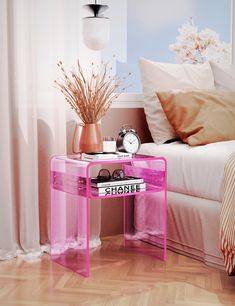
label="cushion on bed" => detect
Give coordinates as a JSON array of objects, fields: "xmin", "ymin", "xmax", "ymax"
[
  {"xmin": 157, "ymin": 90, "xmax": 235, "ymax": 146},
  {"xmin": 139, "ymin": 58, "xmax": 215, "ymax": 144},
  {"xmin": 210, "ymin": 61, "xmax": 235, "ymax": 90}
]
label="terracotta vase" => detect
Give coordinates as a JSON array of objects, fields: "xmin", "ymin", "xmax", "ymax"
[{"xmin": 72, "ymin": 123, "xmax": 103, "ymax": 153}]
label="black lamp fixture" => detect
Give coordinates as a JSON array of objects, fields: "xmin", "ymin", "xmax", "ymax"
[{"xmin": 83, "ymin": 0, "xmax": 110, "ymax": 50}]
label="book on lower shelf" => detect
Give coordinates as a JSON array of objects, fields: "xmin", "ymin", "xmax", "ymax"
[
  {"xmin": 81, "ymin": 152, "xmax": 132, "ymax": 161},
  {"xmin": 92, "ymin": 182, "xmax": 146, "ymax": 196},
  {"xmin": 91, "ymin": 176, "xmax": 144, "ymax": 187}
]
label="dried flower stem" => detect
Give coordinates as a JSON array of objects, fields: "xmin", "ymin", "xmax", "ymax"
[{"xmin": 55, "ymin": 60, "xmax": 130, "ymax": 123}]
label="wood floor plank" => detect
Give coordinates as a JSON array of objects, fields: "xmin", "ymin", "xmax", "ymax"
[{"xmin": 0, "ymin": 235, "xmax": 234, "ymax": 306}]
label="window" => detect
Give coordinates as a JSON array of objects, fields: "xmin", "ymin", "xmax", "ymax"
[{"xmin": 103, "ymin": 0, "xmax": 232, "ymax": 93}]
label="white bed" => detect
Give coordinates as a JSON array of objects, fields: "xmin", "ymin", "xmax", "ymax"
[
  {"xmin": 134, "ymin": 140, "xmax": 235, "ymax": 270},
  {"xmin": 137, "ymin": 58, "xmax": 235, "ymax": 273}
]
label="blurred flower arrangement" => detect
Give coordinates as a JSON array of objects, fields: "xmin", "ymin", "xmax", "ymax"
[
  {"xmin": 169, "ymin": 18, "xmax": 230, "ymax": 64},
  {"xmin": 55, "ymin": 59, "xmax": 130, "ymax": 123}
]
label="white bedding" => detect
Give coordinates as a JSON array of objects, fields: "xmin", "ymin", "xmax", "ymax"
[{"xmin": 139, "ymin": 140, "xmax": 235, "ymax": 201}]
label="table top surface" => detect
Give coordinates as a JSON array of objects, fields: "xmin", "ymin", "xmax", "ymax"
[{"xmin": 51, "ymin": 153, "xmax": 166, "ymax": 165}]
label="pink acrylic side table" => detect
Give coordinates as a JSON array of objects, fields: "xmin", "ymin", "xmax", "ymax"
[{"xmin": 50, "ymin": 154, "xmax": 167, "ymax": 277}]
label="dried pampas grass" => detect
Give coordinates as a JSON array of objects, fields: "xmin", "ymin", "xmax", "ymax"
[{"xmin": 55, "ymin": 60, "xmax": 130, "ymax": 123}]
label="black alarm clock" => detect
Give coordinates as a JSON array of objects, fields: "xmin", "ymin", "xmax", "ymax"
[{"xmin": 116, "ymin": 125, "xmax": 141, "ymax": 154}]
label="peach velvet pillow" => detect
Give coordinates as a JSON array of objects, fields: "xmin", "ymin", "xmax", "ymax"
[{"xmin": 156, "ymin": 90, "xmax": 235, "ymax": 146}]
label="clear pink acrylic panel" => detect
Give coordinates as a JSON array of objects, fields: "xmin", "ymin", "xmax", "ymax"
[{"xmin": 50, "ymin": 155, "xmax": 167, "ymax": 277}]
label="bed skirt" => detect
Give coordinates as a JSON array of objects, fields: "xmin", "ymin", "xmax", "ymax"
[{"xmin": 134, "ymin": 191, "xmax": 224, "ymax": 270}]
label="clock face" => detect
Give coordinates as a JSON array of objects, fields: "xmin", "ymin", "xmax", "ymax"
[{"xmin": 123, "ymin": 132, "xmax": 140, "ymax": 154}]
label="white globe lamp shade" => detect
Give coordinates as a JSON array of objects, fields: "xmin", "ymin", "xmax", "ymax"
[{"xmin": 83, "ymin": 17, "xmax": 110, "ymax": 50}]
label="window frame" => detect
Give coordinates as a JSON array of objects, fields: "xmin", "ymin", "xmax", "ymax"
[{"xmin": 112, "ymin": 93, "xmax": 144, "ymax": 108}]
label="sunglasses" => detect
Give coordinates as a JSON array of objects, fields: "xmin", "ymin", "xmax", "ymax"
[{"xmin": 96, "ymin": 168, "xmax": 125, "ymax": 182}]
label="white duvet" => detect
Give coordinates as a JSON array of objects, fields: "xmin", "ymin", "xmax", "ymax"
[{"xmin": 139, "ymin": 140, "xmax": 235, "ymax": 202}]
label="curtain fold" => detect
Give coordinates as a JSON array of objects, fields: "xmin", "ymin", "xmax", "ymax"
[
  {"xmin": 10, "ymin": 0, "xmax": 41, "ymax": 256},
  {"xmin": 0, "ymin": 0, "xmax": 18, "ymax": 260}
]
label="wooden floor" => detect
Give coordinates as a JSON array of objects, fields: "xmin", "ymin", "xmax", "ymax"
[{"xmin": 0, "ymin": 235, "xmax": 235, "ymax": 306}]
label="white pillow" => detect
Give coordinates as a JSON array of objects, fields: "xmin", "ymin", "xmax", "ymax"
[
  {"xmin": 210, "ymin": 61, "xmax": 235, "ymax": 90},
  {"xmin": 139, "ymin": 58, "xmax": 215, "ymax": 144}
]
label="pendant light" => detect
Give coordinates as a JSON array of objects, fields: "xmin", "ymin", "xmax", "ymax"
[{"xmin": 83, "ymin": 0, "xmax": 110, "ymax": 50}]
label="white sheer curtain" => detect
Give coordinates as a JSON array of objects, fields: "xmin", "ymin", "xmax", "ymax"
[{"xmin": 0, "ymin": 0, "xmax": 99, "ymax": 260}]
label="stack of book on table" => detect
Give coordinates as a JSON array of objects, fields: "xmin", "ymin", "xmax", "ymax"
[{"xmin": 91, "ymin": 176, "xmax": 146, "ymax": 196}]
